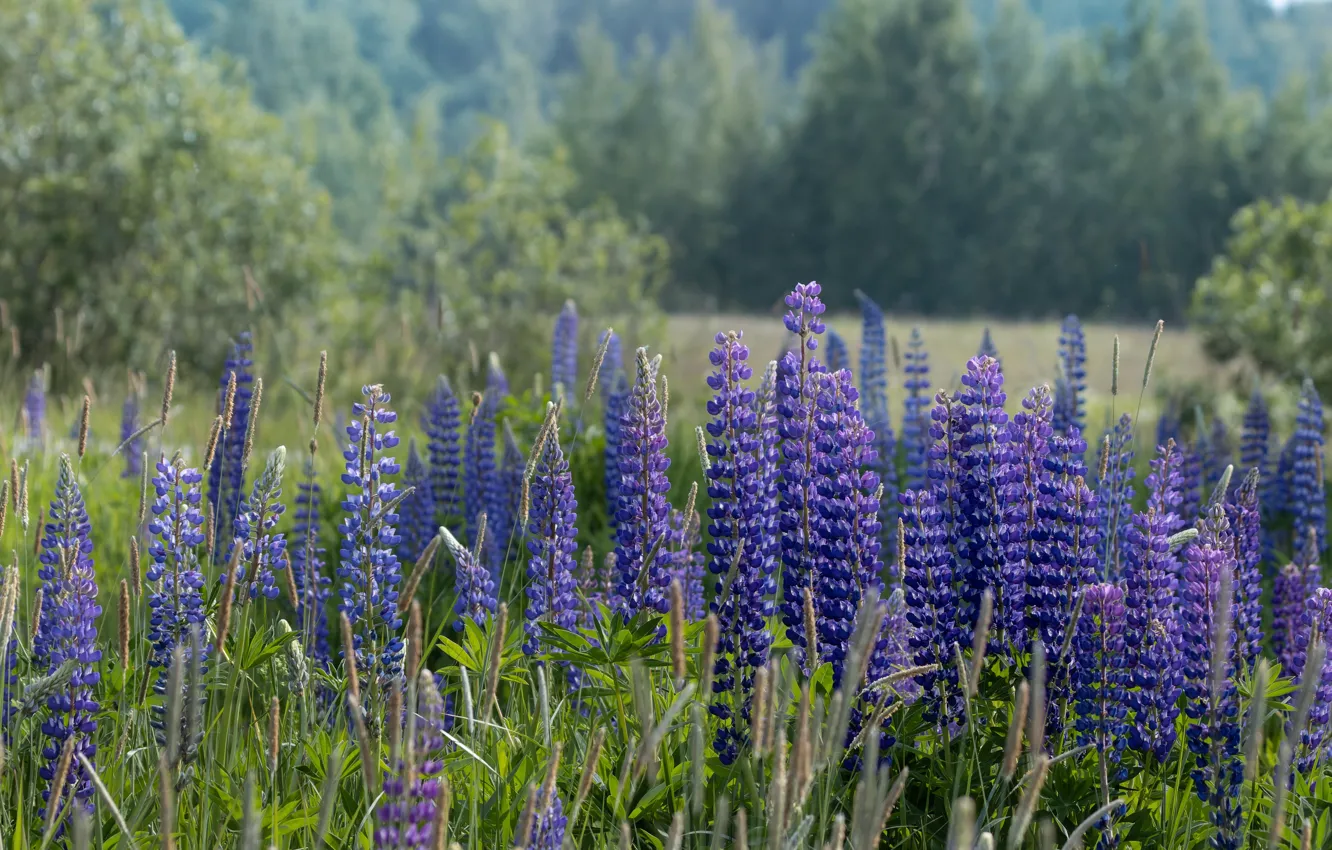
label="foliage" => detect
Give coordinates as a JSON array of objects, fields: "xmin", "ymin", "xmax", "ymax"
[{"xmin": 1192, "ymin": 194, "xmax": 1332, "ymax": 397}]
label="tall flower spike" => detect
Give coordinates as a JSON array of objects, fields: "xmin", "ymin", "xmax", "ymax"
[
  {"xmin": 523, "ymin": 408, "xmax": 580, "ymax": 676},
  {"xmin": 604, "ymin": 370, "xmax": 630, "ymax": 549},
  {"xmin": 498, "ymin": 422, "xmax": 526, "ymax": 555},
  {"xmin": 23, "ymin": 370, "xmax": 46, "ymax": 448},
  {"xmin": 1010, "ymin": 385, "xmax": 1054, "ymax": 655},
  {"xmin": 1267, "ymin": 435, "xmax": 1296, "ymax": 532},
  {"xmin": 514, "ymin": 788, "xmax": 567, "ymax": 850},
  {"xmin": 1053, "ymin": 315, "xmax": 1086, "ymax": 438},
  {"xmin": 230, "ymin": 446, "xmax": 288, "ymax": 602},
  {"xmin": 1291, "ymin": 378, "xmax": 1326, "ymax": 556},
  {"xmin": 1293, "ymin": 588, "xmax": 1332, "ymax": 775},
  {"xmin": 900, "ymin": 484, "xmax": 961, "ymax": 731},
  {"xmin": 1123, "ymin": 442, "xmax": 1185, "ymax": 763},
  {"xmin": 551, "ymin": 300, "xmax": 579, "ymax": 402},
  {"xmin": 776, "ymin": 282, "xmax": 828, "ymax": 671},
  {"xmin": 704, "ymin": 331, "xmax": 772, "ymax": 764},
  {"xmin": 1178, "ymin": 502, "xmax": 1243, "ymax": 850},
  {"xmin": 614, "ymin": 348, "xmax": 672, "ymax": 621},
  {"xmin": 422, "ymin": 376, "xmax": 462, "ymax": 526},
  {"xmin": 398, "ymin": 440, "xmax": 436, "ymax": 567},
  {"xmin": 120, "ymin": 386, "xmax": 143, "ymax": 479},
  {"xmin": 208, "ymin": 332, "xmax": 255, "ymax": 555},
  {"xmin": 1095, "ymin": 414, "xmax": 1136, "ymax": 580},
  {"xmin": 374, "ymin": 673, "xmax": 448, "ymax": 849},
  {"xmin": 1226, "ymin": 470, "xmax": 1263, "ymax": 670},
  {"xmin": 1177, "ymin": 441, "xmax": 1204, "ymax": 531},
  {"xmin": 1273, "ymin": 561, "xmax": 1308, "ymax": 676},
  {"xmin": 444, "ymin": 523, "xmax": 496, "ymax": 630},
  {"xmin": 1240, "ymin": 390, "xmax": 1270, "ymax": 482},
  {"xmin": 337, "ymin": 386, "xmax": 406, "ymax": 685},
  {"xmin": 977, "ymin": 327, "xmax": 1000, "ymax": 367},
  {"xmin": 824, "ymin": 329, "xmax": 850, "ymax": 374},
  {"xmin": 463, "ymin": 388, "xmax": 499, "ymax": 574},
  {"xmin": 1072, "ymin": 583, "xmax": 1129, "ymax": 772},
  {"xmin": 36, "ymin": 455, "xmax": 101, "ymax": 829},
  {"xmin": 857, "ymin": 292, "xmax": 899, "ymax": 568},
  {"xmin": 902, "ymin": 328, "xmax": 931, "ymax": 492},
  {"xmin": 668, "ymin": 509, "xmax": 706, "ymax": 621},
  {"xmin": 292, "ymin": 460, "xmax": 331, "ymax": 668},
  {"xmin": 146, "ymin": 457, "xmax": 209, "ymax": 693}
]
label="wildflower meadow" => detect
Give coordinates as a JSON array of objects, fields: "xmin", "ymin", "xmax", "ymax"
[{"xmin": 0, "ymin": 282, "xmax": 1330, "ymax": 850}]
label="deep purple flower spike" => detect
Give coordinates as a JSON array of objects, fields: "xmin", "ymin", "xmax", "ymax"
[
  {"xmin": 229, "ymin": 446, "xmax": 288, "ymax": 602},
  {"xmin": 208, "ymin": 332, "xmax": 255, "ymax": 554},
  {"xmin": 1095, "ymin": 414, "xmax": 1135, "ymax": 580},
  {"xmin": 522, "ymin": 407, "xmax": 580, "ymax": 669},
  {"xmin": 422, "ymin": 376, "xmax": 462, "ymax": 525},
  {"xmin": 551, "ymin": 299, "xmax": 579, "ymax": 402},
  {"xmin": 1291, "ymin": 378, "xmax": 1326, "ymax": 556},
  {"xmin": 613, "ymin": 348, "xmax": 672, "ymax": 622},
  {"xmin": 857, "ymin": 292, "xmax": 899, "ymax": 566},
  {"xmin": 902, "ymin": 328, "xmax": 931, "ymax": 492}
]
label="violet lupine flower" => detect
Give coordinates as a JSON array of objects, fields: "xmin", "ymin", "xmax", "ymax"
[
  {"xmin": 337, "ymin": 386, "xmax": 406, "ymax": 684},
  {"xmin": 1226, "ymin": 470, "xmax": 1263, "ymax": 670},
  {"xmin": 1267, "ymin": 435, "xmax": 1295, "ymax": 528},
  {"xmin": 120, "ymin": 390, "xmax": 143, "ymax": 479},
  {"xmin": 604, "ymin": 370, "xmax": 629, "ymax": 545},
  {"xmin": 899, "ymin": 485, "xmax": 962, "ymax": 730},
  {"xmin": 1157, "ymin": 400, "xmax": 1181, "ymax": 449},
  {"xmin": 1291, "ymin": 378, "xmax": 1326, "ymax": 555},
  {"xmin": 668, "ymin": 508, "xmax": 706, "ymax": 621},
  {"xmin": 1053, "ymin": 314, "xmax": 1087, "ymax": 438},
  {"xmin": 902, "ymin": 328, "xmax": 931, "ymax": 492},
  {"xmin": 599, "ymin": 330, "xmax": 623, "ymax": 390},
  {"xmin": 1123, "ymin": 442, "xmax": 1185, "ymax": 763},
  {"xmin": 551, "ymin": 299, "xmax": 579, "ymax": 401},
  {"xmin": 398, "ymin": 441, "xmax": 436, "ymax": 566},
  {"xmin": 230, "ymin": 447, "xmax": 288, "ymax": 602},
  {"xmin": 1205, "ymin": 418, "xmax": 1233, "ymax": 492},
  {"xmin": 1240, "ymin": 390, "xmax": 1270, "ymax": 484},
  {"xmin": 498, "ymin": 422, "xmax": 526, "ymax": 553},
  {"xmin": 1179, "ymin": 502, "xmax": 1244, "ymax": 850},
  {"xmin": 753, "ymin": 361, "xmax": 783, "ymax": 582},
  {"xmin": 514, "ymin": 790, "xmax": 567, "ymax": 850},
  {"xmin": 776, "ymin": 283, "xmax": 828, "ymax": 671},
  {"xmin": 375, "ymin": 673, "xmax": 447, "ymax": 849},
  {"xmin": 292, "ymin": 462, "xmax": 331, "ymax": 668},
  {"xmin": 146, "ymin": 458, "xmax": 209, "ymax": 685},
  {"xmin": 487, "ymin": 352, "xmax": 510, "ymax": 398},
  {"xmin": 811, "ymin": 368, "xmax": 882, "ymax": 685},
  {"xmin": 613, "ymin": 348, "xmax": 673, "ymax": 621},
  {"xmin": 208, "ymin": 332, "xmax": 255, "ymax": 554},
  {"xmin": 824, "ymin": 328, "xmax": 850, "ymax": 374},
  {"xmin": 1009, "ymin": 385, "xmax": 1054, "ymax": 645},
  {"xmin": 1150, "ymin": 439, "xmax": 1188, "ymax": 537},
  {"xmin": 523, "ymin": 421, "xmax": 580, "ymax": 660},
  {"xmin": 1072, "ymin": 583, "xmax": 1130, "ymax": 770},
  {"xmin": 1294, "ymin": 588, "xmax": 1332, "ymax": 775},
  {"xmin": 1273, "ymin": 562, "xmax": 1308, "ymax": 676},
  {"xmin": 422, "ymin": 376, "xmax": 462, "ymax": 525},
  {"xmin": 23, "ymin": 370, "xmax": 45, "ymax": 448},
  {"xmin": 443, "ymin": 525, "xmax": 496, "ymax": 630},
  {"xmin": 977, "ymin": 327, "xmax": 1000, "ymax": 366},
  {"xmin": 1177, "ymin": 441, "xmax": 1204, "ymax": 531},
  {"xmin": 36, "ymin": 455, "xmax": 100, "ymax": 829},
  {"xmin": 463, "ymin": 388, "xmax": 499, "ymax": 573},
  {"xmin": 857, "ymin": 293, "xmax": 899, "ymax": 567},
  {"xmin": 1095, "ymin": 414, "xmax": 1135, "ymax": 580}
]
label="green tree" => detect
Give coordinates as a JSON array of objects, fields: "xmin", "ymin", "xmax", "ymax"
[{"xmin": 0, "ymin": 0, "xmax": 344, "ymax": 374}]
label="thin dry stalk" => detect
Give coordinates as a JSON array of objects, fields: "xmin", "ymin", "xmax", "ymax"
[
  {"xmin": 77, "ymin": 395, "xmax": 90, "ymax": 458},
  {"xmin": 160, "ymin": 351, "xmax": 176, "ymax": 426},
  {"xmin": 118, "ymin": 580, "xmax": 131, "ymax": 671},
  {"xmin": 670, "ymin": 579, "xmax": 687, "ymax": 686}
]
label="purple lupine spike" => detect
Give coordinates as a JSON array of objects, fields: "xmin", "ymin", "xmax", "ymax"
[
  {"xmin": 902, "ymin": 328, "xmax": 931, "ymax": 492},
  {"xmin": 1123, "ymin": 442, "xmax": 1185, "ymax": 763},
  {"xmin": 1273, "ymin": 562, "xmax": 1308, "ymax": 676},
  {"xmin": 1095, "ymin": 414, "xmax": 1136, "ymax": 580},
  {"xmin": 1072, "ymin": 583, "xmax": 1129, "ymax": 766},
  {"xmin": 1226, "ymin": 470, "xmax": 1263, "ymax": 670},
  {"xmin": 1205, "ymin": 417, "xmax": 1233, "ymax": 493},
  {"xmin": 1268, "ymin": 435, "xmax": 1296, "ymax": 528},
  {"xmin": 514, "ymin": 789, "xmax": 567, "ymax": 850},
  {"xmin": 863, "ymin": 590, "xmax": 917, "ymax": 753},
  {"xmin": 1010, "ymin": 385, "xmax": 1054, "ymax": 653},
  {"xmin": 522, "ymin": 414, "xmax": 580, "ymax": 662},
  {"xmin": 604, "ymin": 370, "xmax": 629, "ymax": 546},
  {"xmin": 337, "ymin": 385, "xmax": 406, "ymax": 684},
  {"xmin": 120, "ymin": 389, "xmax": 143, "ymax": 479},
  {"xmin": 1178, "ymin": 501, "xmax": 1244, "ymax": 850},
  {"xmin": 551, "ymin": 300, "xmax": 579, "ymax": 402},
  {"xmin": 293, "ymin": 460, "xmax": 331, "ymax": 668},
  {"xmin": 36, "ymin": 455, "xmax": 100, "ymax": 830},
  {"xmin": 856, "ymin": 293, "xmax": 899, "ymax": 568},
  {"xmin": 599, "ymin": 330, "xmax": 623, "ymax": 392},
  {"xmin": 614, "ymin": 348, "xmax": 672, "ymax": 621},
  {"xmin": 463, "ymin": 388, "xmax": 499, "ymax": 573},
  {"xmin": 375, "ymin": 673, "xmax": 448, "ymax": 848},
  {"xmin": 1157, "ymin": 400, "xmax": 1181, "ymax": 450},
  {"xmin": 900, "ymin": 484, "xmax": 962, "ymax": 731},
  {"xmin": 977, "ymin": 327, "xmax": 1000, "ymax": 367},
  {"xmin": 951, "ymin": 356, "xmax": 1022, "ymax": 656},
  {"xmin": 398, "ymin": 440, "xmax": 436, "ymax": 566},
  {"xmin": 146, "ymin": 457, "xmax": 210, "ymax": 688},
  {"xmin": 754, "ymin": 360, "xmax": 783, "ymax": 584},
  {"xmin": 1149, "ymin": 439, "xmax": 1187, "ymax": 537},
  {"xmin": 443, "ymin": 524, "xmax": 496, "ymax": 630},
  {"xmin": 498, "ymin": 422, "xmax": 526, "ymax": 555},
  {"xmin": 824, "ymin": 328, "xmax": 850, "ymax": 374},
  {"xmin": 422, "ymin": 376, "xmax": 462, "ymax": 525},
  {"xmin": 208, "ymin": 333, "xmax": 255, "ymax": 555},
  {"xmin": 1294, "ymin": 588, "xmax": 1332, "ymax": 775},
  {"xmin": 1177, "ymin": 441, "xmax": 1204, "ymax": 531},
  {"xmin": 23, "ymin": 370, "xmax": 46, "ymax": 448},
  {"xmin": 668, "ymin": 508, "xmax": 706, "ymax": 621},
  {"xmin": 776, "ymin": 283, "xmax": 828, "ymax": 671},
  {"xmin": 1292, "ymin": 378, "xmax": 1326, "ymax": 556},
  {"xmin": 811, "ymin": 368, "xmax": 882, "ymax": 685},
  {"xmin": 230, "ymin": 447, "xmax": 288, "ymax": 602},
  {"xmin": 1053, "ymin": 315, "xmax": 1087, "ymax": 438},
  {"xmin": 1240, "ymin": 390, "xmax": 1269, "ymax": 481}
]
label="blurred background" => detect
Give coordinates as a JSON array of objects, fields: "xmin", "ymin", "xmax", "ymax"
[{"xmin": 3, "ymin": 0, "xmax": 1332, "ymax": 416}]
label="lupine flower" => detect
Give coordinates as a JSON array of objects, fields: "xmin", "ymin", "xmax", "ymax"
[
  {"xmin": 1240, "ymin": 390, "xmax": 1269, "ymax": 481},
  {"xmin": 668, "ymin": 508, "xmax": 706, "ymax": 621},
  {"xmin": 498, "ymin": 422, "xmax": 526, "ymax": 553},
  {"xmin": 1009, "ymin": 385, "xmax": 1054, "ymax": 647},
  {"xmin": 1291, "ymin": 378, "xmax": 1326, "ymax": 555},
  {"xmin": 599, "ymin": 330, "xmax": 623, "ymax": 392},
  {"xmin": 857, "ymin": 292, "xmax": 899, "ymax": 566},
  {"xmin": 35, "ymin": 455, "xmax": 101, "ymax": 828},
  {"xmin": 1157, "ymin": 400, "xmax": 1181, "ymax": 450},
  {"xmin": 902, "ymin": 328, "xmax": 931, "ymax": 492},
  {"xmin": 812, "ymin": 368, "xmax": 882, "ymax": 684},
  {"xmin": 1053, "ymin": 314, "xmax": 1087, "ymax": 438},
  {"xmin": 1095, "ymin": 414, "xmax": 1136, "ymax": 580},
  {"xmin": 753, "ymin": 361, "xmax": 783, "ymax": 588},
  {"xmin": 824, "ymin": 328, "xmax": 850, "ymax": 374},
  {"xmin": 1226, "ymin": 470, "xmax": 1263, "ymax": 669},
  {"xmin": 551, "ymin": 299, "xmax": 579, "ymax": 401},
  {"xmin": 443, "ymin": 525, "xmax": 496, "ymax": 630},
  {"xmin": 522, "ymin": 415, "xmax": 580, "ymax": 666},
  {"xmin": 1273, "ymin": 562, "xmax": 1308, "ymax": 676},
  {"xmin": 230, "ymin": 447, "xmax": 288, "ymax": 602},
  {"xmin": 338, "ymin": 385, "xmax": 405, "ymax": 684},
  {"xmin": 375, "ymin": 672, "xmax": 447, "ymax": 849},
  {"xmin": 704, "ymin": 331, "xmax": 773, "ymax": 763},
  {"xmin": 422, "ymin": 376, "xmax": 462, "ymax": 525},
  {"xmin": 614, "ymin": 348, "xmax": 672, "ymax": 621},
  {"xmin": 604, "ymin": 371, "xmax": 629, "ymax": 546},
  {"xmin": 514, "ymin": 789, "xmax": 567, "ymax": 850},
  {"xmin": 1178, "ymin": 441, "xmax": 1203, "ymax": 531},
  {"xmin": 208, "ymin": 332, "xmax": 255, "ymax": 554},
  {"xmin": 120, "ymin": 389, "xmax": 143, "ymax": 479},
  {"xmin": 1294, "ymin": 588, "xmax": 1332, "ymax": 774},
  {"xmin": 463, "ymin": 388, "xmax": 499, "ymax": 574},
  {"xmin": 1179, "ymin": 502, "xmax": 1244, "ymax": 850},
  {"xmin": 900, "ymin": 484, "xmax": 962, "ymax": 730},
  {"xmin": 292, "ymin": 461, "xmax": 331, "ymax": 667},
  {"xmin": 977, "ymin": 326, "xmax": 1000, "ymax": 363},
  {"xmin": 23, "ymin": 369, "xmax": 45, "ymax": 448},
  {"xmin": 1205, "ymin": 417, "xmax": 1233, "ymax": 492},
  {"xmin": 1267, "ymin": 435, "xmax": 1295, "ymax": 528},
  {"xmin": 487, "ymin": 352, "xmax": 510, "ymax": 398},
  {"xmin": 397, "ymin": 441, "xmax": 435, "ymax": 566},
  {"xmin": 1073, "ymin": 583, "xmax": 1129, "ymax": 769},
  {"xmin": 776, "ymin": 283, "xmax": 827, "ymax": 670},
  {"xmin": 146, "ymin": 457, "xmax": 209, "ymax": 684},
  {"xmin": 1123, "ymin": 442, "xmax": 1186, "ymax": 763}
]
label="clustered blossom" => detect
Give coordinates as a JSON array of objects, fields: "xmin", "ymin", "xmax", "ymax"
[
  {"xmin": 604, "ymin": 370, "xmax": 630, "ymax": 546},
  {"xmin": 230, "ymin": 447, "xmax": 288, "ymax": 602},
  {"xmin": 292, "ymin": 462, "xmax": 331, "ymax": 667},
  {"xmin": 1294, "ymin": 588, "xmax": 1332, "ymax": 775},
  {"xmin": 444, "ymin": 525, "xmax": 496, "ymax": 630},
  {"xmin": 398, "ymin": 441, "xmax": 436, "ymax": 566},
  {"xmin": 551, "ymin": 299, "xmax": 579, "ymax": 401},
  {"xmin": 1096, "ymin": 414, "xmax": 1136, "ymax": 580},
  {"xmin": 1053, "ymin": 314, "xmax": 1086, "ymax": 438},
  {"xmin": 1291, "ymin": 379, "xmax": 1326, "ymax": 555},
  {"xmin": 208, "ymin": 332, "xmax": 255, "ymax": 554},
  {"xmin": 1009, "ymin": 386, "xmax": 1054, "ymax": 645},
  {"xmin": 1226, "ymin": 471, "xmax": 1263, "ymax": 669},
  {"xmin": 668, "ymin": 508, "xmax": 706, "ymax": 621},
  {"xmin": 614, "ymin": 349, "xmax": 673, "ymax": 621},
  {"xmin": 146, "ymin": 458, "xmax": 209, "ymax": 683},
  {"xmin": 1178, "ymin": 442, "xmax": 1204, "ymax": 533},
  {"xmin": 1273, "ymin": 562, "xmax": 1307, "ymax": 676},
  {"xmin": 36, "ymin": 455, "xmax": 101, "ymax": 829},
  {"xmin": 899, "ymin": 485, "xmax": 962, "ymax": 729},
  {"xmin": 902, "ymin": 328, "xmax": 931, "ymax": 492},
  {"xmin": 498, "ymin": 423, "xmax": 526, "ymax": 556},
  {"xmin": 422, "ymin": 376, "xmax": 462, "ymax": 525},
  {"xmin": 513, "ymin": 789, "xmax": 567, "ymax": 850},
  {"xmin": 776, "ymin": 283, "xmax": 827, "ymax": 671},
  {"xmin": 120, "ymin": 388, "xmax": 143, "ymax": 479},
  {"xmin": 1240, "ymin": 390, "xmax": 1270, "ymax": 489},
  {"xmin": 338, "ymin": 386, "xmax": 405, "ymax": 684},
  {"xmin": 375, "ymin": 673, "xmax": 448, "ymax": 849},
  {"xmin": 1073, "ymin": 583, "xmax": 1130, "ymax": 769},
  {"xmin": 523, "ymin": 417, "xmax": 580, "ymax": 668},
  {"xmin": 858, "ymin": 292, "xmax": 898, "ymax": 566},
  {"xmin": 704, "ymin": 331, "xmax": 774, "ymax": 763}
]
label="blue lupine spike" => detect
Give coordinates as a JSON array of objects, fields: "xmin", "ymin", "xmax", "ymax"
[
  {"xmin": 229, "ymin": 446, "xmax": 288, "ymax": 603},
  {"xmin": 522, "ymin": 411, "xmax": 580, "ymax": 686},
  {"xmin": 1291, "ymin": 378, "xmax": 1326, "ymax": 556},
  {"xmin": 1227, "ymin": 470, "xmax": 1263, "ymax": 671},
  {"xmin": 120, "ymin": 389, "xmax": 143, "ymax": 479},
  {"xmin": 668, "ymin": 507, "xmax": 705, "ymax": 622},
  {"xmin": 1053, "ymin": 315, "xmax": 1087, "ymax": 438},
  {"xmin": 1073, "ymin": 582, "xmax": 1130, "ymax": 766},
  {"xmin": 498, "ymin": 421, "xmax": 526, "ymax": 559},
  {"xmin": 337, "ymin": 385, "xmax": 406, "ymax": 684},
  {"xmin": 513, "ymin": 790, "xmax": 567, "ymax": 849},
  {"xmin": 1274, "ymin": 559, "xmax": 1308, "ymax": 676},
  {"xmin": 551, "ymin": 300, "xmax": 579, "ymax": 402},
  {"xmin": 614, "ymin": 348, "xmax": 673, "ymax": 622},
  {"xmin": 422, "ymin": 376, "xmax": 462, "ymax": 525},
  {"xmin": 856, "ymin": 292, "xmax": 899, "ymax": 569},
  {"xmin": 1011, "ymin": 385, "xmax": 1054, "ymax": 653},
  {"xmin": 1294, "ymin": 589, "xmax": 1332, "ymax": 775},
  {"xmin": 443, "ymin": 523, "xmax": 496, "ymax": 631},
  {"xmin": 824, "ymin": 328, "xmax": 850, "ymax": 374},
  {"xmin": 902, "ymin": 328, "xmax": 931, "ymax": 492},
  {"xmin": 208, "ymin": 333, "xmax": 255, "ymax": 554},
  {"xmin": 604, "ymin": 370, "xmax": 629, "ymax": 548},
  {"xmin": 900, "ymin": 482, "xmax": 962, "ymax": 731},
  {"xmin": 146, "ymin": 456, "xmax": 210, "ymax": 677},
  {"xmin": 23, "ymin": 370, "xmax": 45, "ymax": 449},
  {"xmin": 397, "ymin": 440, "xmax": 436, "ymax": 566},
  {"xmin": 1095, "ymin": 414, "xmax": 1136, "ymax": 580},
  {"xmin": 292, "ymin": 459, "xmax": 331, "ymax": 668},
  {"xmin": 1177, "ymin": 441, "xmax": 1204, "ymax": 531},
  {"xmin": 374, "ymin": 673, "xmax": 448, "ymax": 848},
  {"xmin": 977, "ymin": 327, "xmax": 1000, "ymax": 366}
]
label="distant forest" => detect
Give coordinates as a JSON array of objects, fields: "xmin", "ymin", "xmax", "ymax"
[{"xmin": 163, "ymin": 0, "xmax": 1332, "ymax": 318}]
